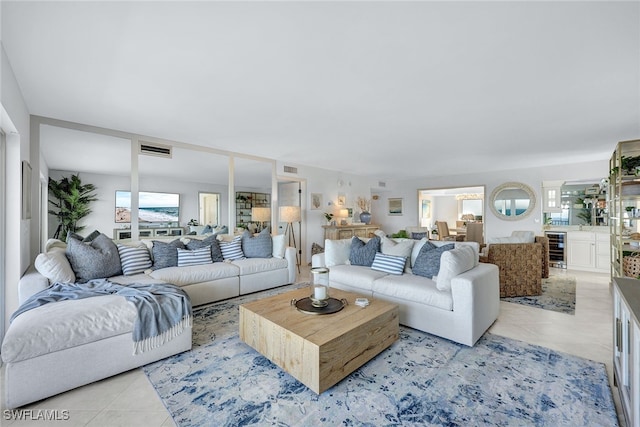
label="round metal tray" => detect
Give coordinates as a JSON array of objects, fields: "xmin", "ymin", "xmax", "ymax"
[{"xmin": 291, "ymin": 297, "xmax": 347, "ymax": 315}]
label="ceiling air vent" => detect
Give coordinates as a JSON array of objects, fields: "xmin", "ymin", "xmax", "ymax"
[
  {"xmin": 283, "ymin": 165, "xmax": 298, "ymax": 174},
  {"xmin": 139, "ymin": 142, "xmax": 172, "ymax": 158},
  {"xmin": 378, "ymin": 181, "xmax": 387, "ymax": 188}
]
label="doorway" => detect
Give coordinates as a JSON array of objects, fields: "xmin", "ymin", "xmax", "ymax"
[{"xmin": 418, "ymin": 186, "xmax": 485, "ymax": 240}]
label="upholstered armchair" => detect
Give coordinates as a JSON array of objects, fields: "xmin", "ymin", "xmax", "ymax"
[{"xmin": 479, "ymin": 234, "xmax": 549, "ymax": 297}]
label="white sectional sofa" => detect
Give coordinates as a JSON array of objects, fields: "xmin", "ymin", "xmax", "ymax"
[
  {"xmin": 2, "ymin": 232, "xmax": 296, "ymax": 408},
  {"xmin": 312, "ymin": 236, "xmax": 500, "ymax": 347}
]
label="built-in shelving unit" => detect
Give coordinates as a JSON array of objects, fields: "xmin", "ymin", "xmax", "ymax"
[
  {"xmin": 235, "ymin": 192, "xmax": 270, "ymax": 228},
  {"xmin": 609, "ymin": 139, "xmax": 640, "ymax": 279}
]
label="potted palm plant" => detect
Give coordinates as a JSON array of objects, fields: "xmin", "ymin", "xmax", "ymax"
[{"xmin": 48, "ymin": 174, "xmax": 98, "ymax": 241}]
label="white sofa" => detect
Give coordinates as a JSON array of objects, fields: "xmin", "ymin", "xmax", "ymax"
[
  {"xmin": 312, "ymin": 237, "xmax": 499, "ymax": 347},
  {"xmin": 2, "ymin": 233, "xmax": 296, "ymax": 408}
]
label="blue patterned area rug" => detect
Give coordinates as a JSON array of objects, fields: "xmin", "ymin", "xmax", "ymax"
[
  {"xmin": 502, "ymin": 275, "xmax": 576, "ymax": 315},
  {"xmin": 143, "ymin": 284, "xmax": 616, "ymax": 426}
]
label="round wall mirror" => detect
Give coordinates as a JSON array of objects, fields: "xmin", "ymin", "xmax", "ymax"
[{"xmin": 489, "ymin": 182, "xmax": 537, "ymax": 220}]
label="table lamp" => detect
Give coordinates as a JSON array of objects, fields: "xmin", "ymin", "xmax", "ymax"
[
  {"xmin": 339, "ymin": 208, "xmax": 349, "ymax": 225},
  {"xmin": 251, "ymin": 207, "xmax": 271, "ymax": 232}
]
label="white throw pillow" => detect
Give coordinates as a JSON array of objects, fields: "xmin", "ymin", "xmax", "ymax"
[
  {"xmin": 378, "ymin": 235, "xmax": 415, "ymax": 272},
  {"xmin": 34, "ymin": 247, "xmax": 76, "ymax": 283},
  {"xmin": 436, "ymin": 245, "xmax": 476, "ymax": 292},
  {"xmin": 272, "ymin": 234, "xmax": 286, "ymax": 258},
  {"xmin": 324, "ymin": 239, "xmax": 353, "ymax": 267}
]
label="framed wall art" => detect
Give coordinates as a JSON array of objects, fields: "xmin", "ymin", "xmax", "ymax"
[
  {"xmin": 311, "ymin": 193, "xmax": 323, "ymax": 210},
  {"xmin": 388, "ymin": 197, "xmax": 403, "ymax": 216}
]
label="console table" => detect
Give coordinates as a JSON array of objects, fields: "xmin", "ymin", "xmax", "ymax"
[{"xmin": 322, "ymin": 224, "xmax": 380, "ymax": 240}]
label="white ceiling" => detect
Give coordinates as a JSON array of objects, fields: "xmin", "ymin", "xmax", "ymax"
[{"xmin": 3, "ymin": 1, "xmax": 639, "ymax": 181}]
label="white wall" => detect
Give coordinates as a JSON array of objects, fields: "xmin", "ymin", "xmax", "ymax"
[
  {"xmin": 278, "ymin": 162, "xmax": 373, "ymax": 264},
  {"xmin": 374, "ymin": 159, "xmax": 611, "ymax": 242},
  {"xmin": 1, "ymin": 44, "xmax": 31, "ymax": 336}
]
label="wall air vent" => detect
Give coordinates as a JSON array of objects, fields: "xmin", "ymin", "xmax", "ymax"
[
  {"xmin": 139, "ymin": 142, "xmax": 172, "ymax": 158},
  {"xmin": 284, "ymin": 165, "xmax": 298, "ymax": 174},
  {"xmin": 378, "ymin": 181, "xmax": 387, "ymax": 188}
]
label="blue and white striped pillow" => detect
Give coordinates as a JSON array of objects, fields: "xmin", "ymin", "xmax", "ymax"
[
  {"xmin": 117, "ymin": 244, "xmax": 152, "ymax": 275},
  {"xmin": 219, "ymin": 236, "xmax": 246, "ymax": 261},
  {"xmin": 177, "ymin": 246, "xmax": 213, "ymax": 267},
  {"xmin": 371, "ymin": 252, "xmax": 406, "ymax": 275}
]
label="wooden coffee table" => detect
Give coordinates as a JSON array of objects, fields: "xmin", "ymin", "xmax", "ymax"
[{"xmin": 239, "ymin": 287, "xmax": 399, "ymax": 394}]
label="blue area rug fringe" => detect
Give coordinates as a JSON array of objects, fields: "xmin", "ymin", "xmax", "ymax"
[{"xmin": 143, "ymin": 283, "xmax": 616, "ymax": 426}]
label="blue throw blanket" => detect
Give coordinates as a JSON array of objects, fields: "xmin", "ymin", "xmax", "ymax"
[{"xmin": 11, "ymin": 279, "xmax": 192, "ymax": 354}]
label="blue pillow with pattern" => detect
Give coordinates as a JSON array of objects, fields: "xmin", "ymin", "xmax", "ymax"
[
  {"xmin": 412, "ymin": 243, "xmax": 454, "ymax": 279},
  {"xmin": 349, "ymin": 236, "xmax": 380, "ymax": 267}
]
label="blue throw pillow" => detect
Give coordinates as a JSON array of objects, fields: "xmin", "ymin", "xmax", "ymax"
[
  {"xmin": 66, "ymin": 233, "xmax": 123, "ymax": 281},
  {"xmin": 241, "ymin": 228, "xmax": 273, "ymax": 258},
  {"xmin": 186, "ymin": 234, "xmax": 224, "ymax": 262},
  {"xmin": 349, "ymin": 236, "xmax": 380, "ymax": 267},
  {"xmin": 411, "ymin": 232, "xmax": 428, "ymax": 240},
  {"xmin": 371, "ymin": 252, "xmax": 406, "ymax": 275},
  {"xmin": 412, "ymin": 243, "xmax": 455, "ymax": 279},
  {"xmin": 151, "ymin": 239, "xmax": 186, "ymax": 270}
]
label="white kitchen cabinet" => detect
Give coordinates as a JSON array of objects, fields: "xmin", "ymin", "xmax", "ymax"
[
  {"xmin": 567, "ymin": 231, "xmax": 609, "ymax": 273},
  {"xmin": 613, "ymin": 278, "xmax": 640, "ymax": 427}
]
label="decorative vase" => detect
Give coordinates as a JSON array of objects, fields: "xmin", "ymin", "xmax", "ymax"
[{"xmin": 359, "ymin": 211, "xmax": 372, "ymax": 224}]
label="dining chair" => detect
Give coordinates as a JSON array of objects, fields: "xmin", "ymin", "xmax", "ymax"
[
  {"xmin": 436, "ymin": 221, "xmax": 464, "ymax": 241},
  {"xmin": 465, "ymin": 222, "xmax": 484, "ymax": 246}
]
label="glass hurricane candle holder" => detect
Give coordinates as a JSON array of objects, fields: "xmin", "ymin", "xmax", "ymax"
[{"xmin": 310, "ymin": 267, "xmax": 330, "ymax": 307}]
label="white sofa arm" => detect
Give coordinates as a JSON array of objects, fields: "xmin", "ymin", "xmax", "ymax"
[
  {"xmin": 18, "ymin": 267, "xmax": 50, "ymax": 304},
  {"xmin": 311, "ymin": 253, "xmax": 326, "ymax": 268},
  {"xmin": 450, "ymin": 262, "xmax": 500, "ymax": 345},
  {"xmin": 284, "ymin": 246, "xmax": 297, "ymax": 284}
]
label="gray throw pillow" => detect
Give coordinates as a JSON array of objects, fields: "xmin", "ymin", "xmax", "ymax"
[
  {"xmin": 65, "ymin": 233, "xmax": 123, "ymax": 282},
  {"xmin": 186, "ymin": 234, "xmax": 224, "ymax": 262},
  {"xmin": 151, "ymin": 239, "xmax": 186, "ymax": 270},
  {"xmin": 67, "ymin": 229, "xmax": 101, "ymax": 243},
  {"xmin": 241, "ymin": 228, "xmax": 273, "ymax": 258},
  {"xmin": 349, "ymin": 236, "xmax": 380, "ymax": 267},
  {"xmin": 412, "ymin": 243, "xmax": 454, "ymax": 279}
]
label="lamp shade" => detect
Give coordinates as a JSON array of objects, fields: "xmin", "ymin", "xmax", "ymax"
[
  {"xmin": 279, "ymin": 206, "xmax": 301, "ymax": 223},
  {"xmin": 339, "ymin": 209, "xmax": 349, "ymax": 218},
  {"xmin": 252, "ymin": 207, "xmax": 271, "ymax": 222}
]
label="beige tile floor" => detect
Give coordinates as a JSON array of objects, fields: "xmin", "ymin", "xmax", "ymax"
[{"xmin": 0, "ymin": 267, "xmax": 624, "ymax": 426}]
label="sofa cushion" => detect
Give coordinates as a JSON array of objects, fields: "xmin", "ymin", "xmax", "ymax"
[
  {"xmin": 185, "ymin": 234, "xmax": 224, "ymax": 262},
  {"xmin": 117, "ymin": 244, "xmax": 153, "ymax": 275},
  {"xmin": 412, "ymin": 243, "xmax": 454, "ymax": 279},
  {"xmin": 151, "ymin": 239, "xmax": 186, "ymax": 270},
  {"xmin": 1, "ymin": 295, "xmax": 136, "ymax": 363},
  {"xmin": 324, "ymin": 239, "xmax": 352, "ymax": 267},
  {"xmin": 242, "ymin": 229, "xmax": 273, "ymax": 258},
  {"xmin": 66, "ymin": 233, "xmax": 123, "ymax": 281},
  {"xmin": 177, "ymin": 246, "xmax": 213, "ymax": 267},
  {"xmin": 219, "ymin": 235, "xmax": 245, "ymax": 260},
  {"xmin": 328, "ymin": 264, "xmax": 388, "ymax": 292},
  {"xmin": 436, "ymin": 245, "xmax": 476, "ymax": 292},
  {"xmin": 231, "ymin": 257, "xmax": 289, "ymax": 275},
  {"xmin": 149, "ymin": 262, "xmax": 240, "ymax": 286},
  {"xmin": 34, "ymin": 246, "xmax": 76, "ymax": 284},
  {"xmin": 371, "ymin": 252, "xmax": 406, "ymax": 275},
  {"xmin": 349, "ymin": 236, "xmax": 380, "ymax": 267},
  {"xmin": 372, "ymin": 274, "xmax": 453, "ymax": 310}
]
